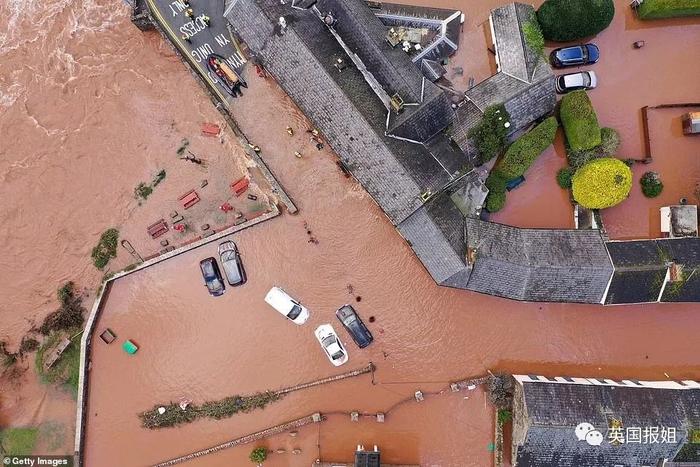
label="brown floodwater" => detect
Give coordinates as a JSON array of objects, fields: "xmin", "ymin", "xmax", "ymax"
[{"xmin": 2, "ymin": 0, "xmax": 699, "ymax": 465}]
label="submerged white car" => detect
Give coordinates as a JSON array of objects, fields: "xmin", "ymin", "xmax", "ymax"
[
  {"xmin": 314, "ymin": 324, "xmax": 348, "ymax": 366},
  {"xmin": 264, "ymin": 286, "xmax": 309, "ymax": 325}
]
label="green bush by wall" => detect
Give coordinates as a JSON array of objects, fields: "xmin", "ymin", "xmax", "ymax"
[
  {"xmin": 560, "ymin": 91, "xmax": 602, "ymax": 151},
  {"xmin": 572, "ymin": 158, "xmax": 632, "ymax": 209},
  {"xmin": 486, "ymin": 190, "xmax": 507, "ymax": 213},
  {"xmin": 637, "ymin": 0, "xmax": 700, "ymax": 19},
  {"xmin": 468, "ymin": 104, "xmax": 511, "ymax": 165},
  {"xmin": 537, "ymin": 0, "xmax": 615, "ymax": 41},
  {"xmin": 497, "ymin": 117, "xmax": 558, "ymax": 180}
]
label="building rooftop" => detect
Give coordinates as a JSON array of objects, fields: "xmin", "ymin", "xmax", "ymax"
[
  {"xmin": 451, "ymin": 2, "xmax": 555, "ymax": 155},
  {"xmin": 604, "ymin": 238, "xmax": 700, "ymax": 304},
  {"xmin": 511, "ymin": 375, "xmax": 700, "ymax": 467},
  {"xmin": 464, "ymin": 218, "xmax": 613, "ymax": 303}
]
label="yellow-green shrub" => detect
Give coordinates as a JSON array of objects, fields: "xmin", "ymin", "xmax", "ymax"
[{"xmin": 572, "ymin": 158, "xmax": 632, "ymax": 209}]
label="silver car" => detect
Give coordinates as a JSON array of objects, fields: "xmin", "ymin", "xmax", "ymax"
[{"xmin": 218, "ymin": 241, "xmax": 246, "ymax": 286}]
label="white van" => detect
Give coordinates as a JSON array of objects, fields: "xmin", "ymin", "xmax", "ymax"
[{"xmin": 264, "ymin": 287, "xmax": 310, "ymax": 325}]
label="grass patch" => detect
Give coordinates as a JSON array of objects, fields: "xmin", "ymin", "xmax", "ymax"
[
  {"xmin": 35, "ymin": 331, "xmax": 81, "ymax": 398},
  {"xmin": 638, "ymin": 0, "xmax": 700, "ymax": 18},
  {"xmin": 91, "ymin": 228, "xmax": 119, "ymax": 270},
  {"xmin": 572, "ymin": 157, "xmax": 632, "ymax": 209},
  {"xmin": 560, "ymin": 90, "xmax": 601, "ymax": 151},
  {"xmin": 0, "ymin": 427, "xmax": 38, "ymax": 455}
]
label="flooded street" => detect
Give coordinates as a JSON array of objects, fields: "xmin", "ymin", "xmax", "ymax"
[{"xmin": 1, "ymin": 0, "xmax": 699, "ymax": 465}]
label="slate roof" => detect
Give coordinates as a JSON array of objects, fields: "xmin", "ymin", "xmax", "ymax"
[
  {"xmin": 373, "ymin": 3, "xmax": 462, "ymax": 65},
  {"xmin": 513, "ymin": 379, "xmax": 700, "ymax": 467},
  {"xmin": 450, "ymin": 3, "xmax": 555, "ymax": 154},
  {"xmin": 464, "ymin": 218, "xmax": 614, "ymax": 303},
  {"xmin": 604, "ymin": 238, "xmax": 700, "ymax": 304},
  {"xmin": 224, "ymin": 0, "xmax": 470, "ymax": 224}
]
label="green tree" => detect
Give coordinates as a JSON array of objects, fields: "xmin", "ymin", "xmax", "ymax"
[
  {"xmin": 557, "ymin": 167, "xmax": 574, "ymax": 189},
  {"xmin": 250, "ymin": 447, "xmax": 267, "ymax": 464},
  {"xmin": 640, "ymin": 171, "xmax": 664, "ymax": 198},
  {"xmin": 537, "ymin": 0, "xmax": 615, "ymax": 41},
  {"xmin": 468, "ymin": 105, "xmax": 511, "ymax": 165}
]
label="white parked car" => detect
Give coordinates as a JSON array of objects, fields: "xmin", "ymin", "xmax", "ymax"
[
  {"xmin": 555, "ymin": 71, "xmax": 597, "ymax": 94},
  {"xmin": 264, "ymin": 286, "xmax": 309, "ymax": 325},
  {"xmin": 314, "ymin": 324, "xmax": 348, "ymax": 366}
]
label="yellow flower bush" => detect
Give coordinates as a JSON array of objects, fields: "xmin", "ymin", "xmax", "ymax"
[{"xmin": 572, "ymin": 158, "xmax": 632, "ymax": 209}]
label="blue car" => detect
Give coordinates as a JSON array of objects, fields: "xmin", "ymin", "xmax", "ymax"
[
  {"xmin": 199, "ymin": 257, "xmax": 225, "ymax": 297},
  {"xmin": 550, "ymin": 44, "xmax": 600, "ymax": 68}
]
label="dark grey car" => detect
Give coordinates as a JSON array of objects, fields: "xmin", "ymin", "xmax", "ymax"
[
  {"xmin": 218, "ymin": 240, "xmax": 246, "ymax": 286},
  {"xmin": 335, "ymin": 305, "xmax": 373, "ymax": 348},
  {"xmin": 199, "ymin": 257, "xmax": 225, "ymax": 296}
]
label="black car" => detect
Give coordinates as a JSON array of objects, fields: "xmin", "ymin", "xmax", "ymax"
[
  {"xmin": 218, "ymin": 240, "xmax": 246, "ymax": 286},
  {"xmin": 550, "ymin": 44, "xmax": 600, "ymax": 68},
  {"xmin": 199, "ymin": 257, "xmax": 225, "ymax": 296},
  {"xmin": 335, "ymin": 305, "xmax": 373, "ymax": 348}
]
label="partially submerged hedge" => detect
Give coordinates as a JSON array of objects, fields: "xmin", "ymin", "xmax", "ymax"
[
  {"xmin": 537, "ymin": 0, "xmax": 615, "ymax": 41},
  {"xmin": 637, "ymin": 0, "xmax": 700, "ymax": 19},
  {"xmin": 560, "ymin": 91, "xmax": 601, "ymax": 151},
  {"xmin": 497, "ymin": 117, "xmax": 558, "ymax": 180},
  {"xmin": 140, "ymin": 391, "xmax": 281, "ymax": 429},
  {"xmin": 572, "ymin": 158, "xmax": 632, "ymax": 209}
]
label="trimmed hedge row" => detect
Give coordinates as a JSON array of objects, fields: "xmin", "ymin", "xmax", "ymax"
[
  {"xmin": 572, "ymin": 157, "xmax": 632, "ymax": 209},
  {"xmin": 496, "ymin": 117, "xmax": 558, "ymax": 180},
  {"xmin": 637, "ymin": 0, "xmax": 700, "ymax": 19},
  {"xmin": 560, "ymin": 91, "xmax": 601, "ymax": 151},
  {"xmin": 537, "ymin": 0, "xmax": 615, "ymax": 41}
]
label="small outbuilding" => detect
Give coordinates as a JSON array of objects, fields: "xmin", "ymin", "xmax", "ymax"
[
  {"xmin": 682, "ymin": 111, "xmax": 700, "ymax": 135},
  {"xmin": 660, "ymin": 205, "xmax": 699, "ymax": 238}
]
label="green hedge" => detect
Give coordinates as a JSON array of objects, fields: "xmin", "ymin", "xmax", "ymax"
[
  {"xmin": 557, "ymin": 167, "xmax": 574, "ymax": 189},
  {"xmin": 560, "ymin": 91, "xmax": 601, "ymax": 151},
  {"xmin": 486, "ymin": 191, "xmax": 506, "ymax": 213},
  {"xmin": 572, "ymin": 158, "xmax": 632, "ymax": 209},
  {"xmin": 537, "ymin": 0, "xmax": 615, "ymax": 41},
  {"xmin": 637, "ymin": 0, "xmax": 700, "ymax": 19},
  {"xmin": 497, "ymin": 117, "xmax": 558, "ymax": 180}
]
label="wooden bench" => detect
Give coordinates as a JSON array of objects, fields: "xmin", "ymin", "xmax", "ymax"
[
  {"xmin": 147, "ymin": 219, "xmax": 169, "ymax": 239},
  {"xmin": 44, "ymin": 337, "xmax": 71, "ymax": 371},
  {"xmin": 179, "ymin": 190, "xmax": 200, "ymax": 209},
  {"xmin": 231, "ymin": 177, "xmax": 249, "ymax": 196}
]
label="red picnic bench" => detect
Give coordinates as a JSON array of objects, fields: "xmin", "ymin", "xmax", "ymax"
[
  {"xmin": 179, "ymin": 190, "xmax": 200, "ymax": 209},
  {"xmin": 230, "ymin": 177, "xmax": 249, "ymax": 196},
  {"xmin": 147, "ymin": 219, "xmax": 169, "ymax": 239},
  {"xmin": 201, "ymin": 123, "xmax": 221, "ymax": 137}
]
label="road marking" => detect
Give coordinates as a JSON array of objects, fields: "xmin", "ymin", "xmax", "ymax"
[{"xmin": 145, "ymin": 0, "xmax": 228, "ymax": 102}]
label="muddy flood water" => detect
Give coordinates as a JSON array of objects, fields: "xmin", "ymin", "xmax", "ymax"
[{"xmin": 1, "ymin": 0, "xmax": 699, "ymax": 465}]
